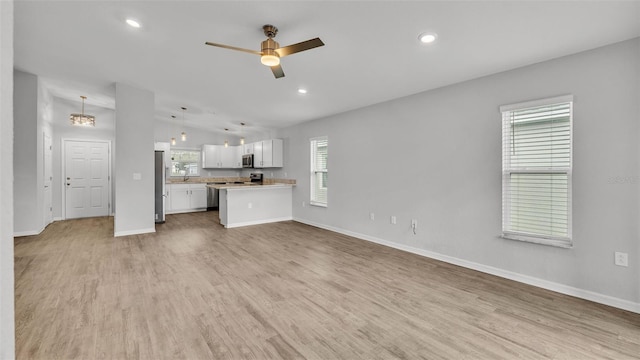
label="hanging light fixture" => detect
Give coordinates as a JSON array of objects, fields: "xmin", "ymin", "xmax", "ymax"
[
  {"xmin": 224, "ymin": 128, "xmax": 229, "ymax": 147},
  {"xmin": 180, "ymin": 106, "xmax": 187, "ymax": 141},
  {"xmin": 70, "ymin": 96, "xmax": 95, "ymax": 126},
  {"xmin": 170, "ymin": 115, "xmax": 176, "ymax": 146},
  {"xmin": 240, "ymin": 123, "xmax": 245, "ymax": 145}
]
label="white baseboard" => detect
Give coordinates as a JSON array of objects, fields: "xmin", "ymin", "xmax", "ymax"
[
  {"xmin": 114, "ymin": 227, "xmax": 156, "ymax": 237},
  {"xmin": 293, "ymin": 217, "xmax": 640, "ymax": 314},
  {"xmin": 13, "ymin": 228, "xmax": 43, "ymax": 237},
  {"xmin": 166, "ymin": 209, "xmax": 207, "ymax": 215},
  {"xmin": 224, "ymin": 216, "xmax": 293, "ymax": 229}
]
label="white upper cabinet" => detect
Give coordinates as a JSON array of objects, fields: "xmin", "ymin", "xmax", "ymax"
[
  {"xmin": 243, "ymin": 143, "xmax": 254, "ymax": 155},
  {"xmin": 253, "ymin": 139, "xmax": 283, "ymax": 168},
  {"xmin": 220, "ymin": 146, "xmax": 241, "ymax": 168},
  {"xmin": 202, "ymin": 145, "xmax": 241, "ymax": 169}
]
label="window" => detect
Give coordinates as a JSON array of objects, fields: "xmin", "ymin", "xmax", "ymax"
[
  {"xmin": 310, "ymin": 136, "xmax": 328, "ymax": 207},
  {"xmin": 501, "ymin": 95, "xmax": 573, "ymax": 247},
  {"xmin": 170, "ymin": 149, "xmax": 200, "ymax": 177}
]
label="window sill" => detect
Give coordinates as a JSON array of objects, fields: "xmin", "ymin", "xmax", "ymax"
[
  {"xmin": 501, "ymin": 233, "xmax": 573, "ymax": 249},
  {"xmin": 309, "ymin": 201, "xmax": 327, "ymax": 208}
]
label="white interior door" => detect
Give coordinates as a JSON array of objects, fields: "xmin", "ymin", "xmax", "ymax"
[
  {"xmin": 64, "ymin": 140, "xmax": 110, "ymax": 219},
  {"xmin": 43, "ymin": 133, "xmax": 52, "ymax": 225}
]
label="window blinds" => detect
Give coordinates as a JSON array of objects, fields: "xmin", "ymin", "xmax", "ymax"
[
  {"xmin": 501, "ymin": 97, "xmax": 572, "ymax": 245},
  {"xmin": 311, "ymin": 137, "xmax": 328, "ymax": 206}
]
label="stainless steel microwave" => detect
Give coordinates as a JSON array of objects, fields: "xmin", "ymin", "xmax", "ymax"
[{"xmin": 242, "ymin": 154, "xmax": 254, "ymax": 168}]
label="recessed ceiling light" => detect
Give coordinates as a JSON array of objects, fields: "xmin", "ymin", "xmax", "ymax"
[
  {"xmin": 126, "ymin": 19, "xmax": 141, "ymax": 28},
  {"xmin": 297, "ymin": 88, "xmax": 308, "ymax": 94},
  {"xmin": 419, "ymin": 33, "xmax": 437, "ymax": 44}
]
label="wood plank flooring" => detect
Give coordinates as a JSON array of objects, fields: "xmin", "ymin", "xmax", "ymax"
[{"xmin": 14, "ymin": 212, "xmax": 640, "ymax": 359}]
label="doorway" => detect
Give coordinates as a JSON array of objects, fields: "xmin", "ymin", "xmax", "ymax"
[{"xmin": 63, "ymin": 139, "xmax": 111, "ymax": 219}]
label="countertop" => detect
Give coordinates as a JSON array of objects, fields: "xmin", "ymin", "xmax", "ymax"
[
  {"xmin": 168, "ymin": 177, "xmax": 296, "ymax": 185},
  {"xmin": 207, "ymin": 183, "xmax": 294, "ymax": 190}
]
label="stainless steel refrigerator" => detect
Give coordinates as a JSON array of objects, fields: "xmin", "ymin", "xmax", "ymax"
[{"xmin": 154, "ymin": 150, "xmax": 166, "ymax": 223}]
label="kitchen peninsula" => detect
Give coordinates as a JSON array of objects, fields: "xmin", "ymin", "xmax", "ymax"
[
  {"xmin": 212, "ymin": 183, "xmax": 294, "ymax": 228},
  {"xmin": 166, "ymin": 174, "xmax": 295, "ymax": 227}
]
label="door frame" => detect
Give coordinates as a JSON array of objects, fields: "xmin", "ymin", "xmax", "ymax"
[
  {"xmin": 61, "ymin": 138, "xmax": 112, "ymax": 220},
  {"xmin": 43, "ymin": 131, "xmax": 52, "ymax": 227}
]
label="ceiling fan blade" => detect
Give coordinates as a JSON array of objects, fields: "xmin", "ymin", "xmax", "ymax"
[
  {"xmin": 275, "ymin": 38, "xmax": 324, "ymax": 57},
  {"xmin": 205, "ymin": 42, "xmax": 262, "ymax": 56},
  {"xmin": 271, "ymin": 64, "xmax": 285, "ymax": 79}
]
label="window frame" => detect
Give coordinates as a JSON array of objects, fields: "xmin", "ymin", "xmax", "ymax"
[
  {"xmin": 310, "ymin": 136, "xmax": 328, "ymax": 207},
  {"xmin": 500, "ymin": 95, "xmax": 574, "ymax": 248},
  {"xmin": 169, "ymin": 148, "xmax": 201, "ymax": 177}
]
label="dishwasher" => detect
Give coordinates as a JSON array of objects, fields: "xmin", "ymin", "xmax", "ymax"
[{"xmin": 206, "ymin": 183, "xmax": 225, "ymax": 211}]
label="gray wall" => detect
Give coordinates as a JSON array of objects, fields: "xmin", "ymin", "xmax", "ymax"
[
  {"xmin": 13, "ymin": 71, "xmax": 38, "ymax": 235},
  {"xmin": 51, "ymin": 97, "xmax": 115, "ymax": 219},
  {"xmin": 13, "ymin": 70, "xmax": 53, "ymax": 235},
  {"xmin": 0, "ymin": 1, "xmax": 14, "ymax": 357},
  {"xmin": 114, "ymin": 83, "xmax": 155, "ymax": 236},
  {"xmin": 277, "ymin": 38, "xmax": 640, "ymax": 309}
]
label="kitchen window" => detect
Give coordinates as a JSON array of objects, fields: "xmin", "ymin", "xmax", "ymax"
[
  {"xmin": 310, "ymin": 136, "xmax": 328, "ymax": 207},
  {"xmin": 501, "ymin": 95, "xmax": 573, "ymax": 247},
  {"xmin": 170, "ymin": 149, "xmax": 200, "ymax": 177}
]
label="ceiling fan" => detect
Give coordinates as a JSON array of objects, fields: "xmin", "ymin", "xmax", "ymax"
[{"xmin": 205, "ymin": 24, "xmax": 324, "ymax": 79}]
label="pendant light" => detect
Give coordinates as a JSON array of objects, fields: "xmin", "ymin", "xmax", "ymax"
[
  {"xmin": 224, "ymin": 128, "xmax": 229, "ymax": 147},
  {"xmin": 240, "ymin": 123, "xmax": 245, "ymax": 145},
  {"xmin": 70, "ymin": 96, "xmax": 95, "ymax": 126},
  {"xmin": 180, "ymin": 106, "xmax": 187, "ymax": 141},
  {"xmin": 170, "ymin": 115, "xmax": 177, "ymax": 146}
]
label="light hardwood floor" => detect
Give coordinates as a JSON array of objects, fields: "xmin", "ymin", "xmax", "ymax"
[{"xmin": 15, "ymin": 212, "xmax": 640, "ymax": 359}]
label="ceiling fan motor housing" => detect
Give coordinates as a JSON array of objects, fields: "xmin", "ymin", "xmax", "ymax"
[
  {"xmin": 261, "ymin": 38, "xmax": 280, "ymax": 58},
  {"xmin": 262, "ymin": 24, "xmax": 278, "ymax": 38}
]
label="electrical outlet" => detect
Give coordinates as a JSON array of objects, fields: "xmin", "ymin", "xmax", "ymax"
[
  {"xmin": 302, "ymin": 201, "xmax": 306, "ymax": 207},
  {"xmin": 391, "ymin": 216, "xmax": 397, "ymax": 225},
  {"xmin": 370, "ymin": 213, "xmax": 375, "ymax": 221},
  {"xmin": 248, "ymin": 202, "xmax": 253, "ymax": 209},
  {"xmin": 614, "ymin": 252, "xmax": 628, "ymax": 267}
]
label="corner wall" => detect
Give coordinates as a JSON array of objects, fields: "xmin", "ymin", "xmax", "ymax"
[
  {"xmin": 13, "ymin": 71, "xmax": 39, "ymax": 235},
  {"xmin": 278, "ymin": 38, "xmax": 640, "ymax": 311},
  {"xmin": 114, "ymin": 83, "xmax": 155, "ymax": 236}
]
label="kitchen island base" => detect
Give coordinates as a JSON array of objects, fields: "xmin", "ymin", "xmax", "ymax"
[{"xmin": 219, "ymin": 185, "xmax": 292, "ymax": 228}]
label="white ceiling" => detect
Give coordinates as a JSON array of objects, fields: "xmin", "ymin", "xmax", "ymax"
[{"xmin": 14, "ymin": 1, "xmax": 640, "ymax": 136}]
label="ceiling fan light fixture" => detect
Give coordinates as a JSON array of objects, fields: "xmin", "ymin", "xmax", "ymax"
[{"xmin": 261, "ymin": 54, "xmax": 280, "ymax": 67}]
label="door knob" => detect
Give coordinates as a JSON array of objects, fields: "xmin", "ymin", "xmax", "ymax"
[{"xmin": 66, "ymin": 183, "xmax": 70, "ymax": 186}]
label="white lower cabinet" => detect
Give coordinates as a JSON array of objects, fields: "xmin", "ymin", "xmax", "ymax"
[{"xmin": 166, "ymin": 183, "xmax": 207, "ymax": 213}]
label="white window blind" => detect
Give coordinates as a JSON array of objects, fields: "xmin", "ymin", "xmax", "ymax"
[
  {"xmin": 501, "ymin": 95, "xmax": 573, "ymax": 247},
  {"xmin": 310, "ymin": 137, "xmax": 328, "ymax": 207}
]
